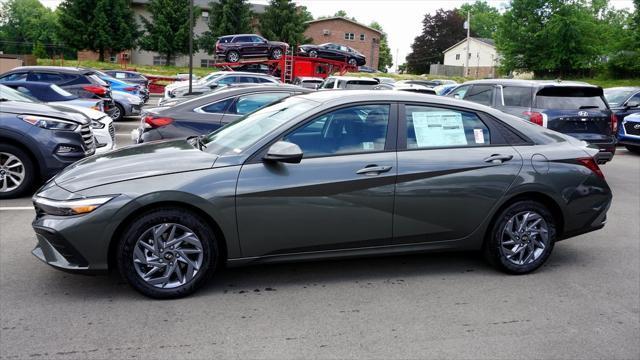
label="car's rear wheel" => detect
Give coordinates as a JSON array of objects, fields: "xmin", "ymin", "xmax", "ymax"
[
  {"xmin": 483, "ymin": 200, "xmax": 556, "ymax": 274},
  {"xmin": 112, "ymin": 103, "xmax": 124, "ymax": 121},
  {"xmin": 117, "ymin": 208, "xmax": 218, "ymax": 299},
  {"xmin": 625, "ymin": 145, "xmax": 640, "ymax": 154},
  {"xmin": 0, "ymin": 145, "xmax": 35, "ymax": 199},
  {"xmin": 270, "ymin": 48, "xmax": 283, "ymax": 60},
  {"xmin": 226, "ymin": 50, "xmax": 240, "ymax": 63}
]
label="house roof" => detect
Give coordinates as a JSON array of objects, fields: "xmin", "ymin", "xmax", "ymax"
[
  {"xmin": 306, "ymin": 17, "xmax": 384, "ymax": 35},
  {"xmin": 443, "ymin": 37, "xmax": 496, "ymax": 54}
]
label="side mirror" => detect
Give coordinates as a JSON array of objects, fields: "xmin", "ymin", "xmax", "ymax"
[
  {"xmin": 453, "ymin": 94, "xmax": 460, "ymax": 99},
  {"xmin": 626, "ymin": 100, "xmax": 639, "ymax": 109},
  {"xmin": 209, "ymin": 83, "xmax": 219, "ymax": 89},
  {"xmin": 263, "ymin": 141, "xmax": 303, "ymax": 164}
]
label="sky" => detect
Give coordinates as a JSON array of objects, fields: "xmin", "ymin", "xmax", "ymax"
[{"xmin": 38, "ymin": 0, "xmax": 636, "ymax": 71}]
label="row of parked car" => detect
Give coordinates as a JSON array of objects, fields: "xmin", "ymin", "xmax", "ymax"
[{"xmin": 0, "ymin": 66, "xmax": 150, "ymax": 198}]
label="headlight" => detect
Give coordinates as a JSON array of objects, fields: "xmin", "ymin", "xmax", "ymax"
[
  {"xmin": 19, "ymin": 115, "xmax": 79, "ymax": 131},
  {"xmin": 33, "ymin": 195, "xmax": 116, "ymax": 216},
  {"xmin": 91, "ymin": 119, "xmax": 105, "ymax": 129}
]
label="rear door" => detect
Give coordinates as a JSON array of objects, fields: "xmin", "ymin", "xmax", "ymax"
[
  {"xmin": 234, "ymin": 36, "xmax": 255, "ymax": 56},
  {"xmin": 534, "ymin": 87, "xmax": 613, "ymax": 142},
  {"xmin": 393, "ymin": 103, "xmax": 522, "ymax": 244}
]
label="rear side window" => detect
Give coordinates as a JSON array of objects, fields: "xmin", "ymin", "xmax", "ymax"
[
  {"xmin": 229, "ymin": 92, "xmax": 289, "ymax": 115},
  {"xmin": 535, "ymin": 87, "xmax": 607, "ymax": 110},
  {"xmin": 29, "ymin": 72, "xmax": 65, "ymax": 83},
  {"xmin": 405, "ymin": 105, "xmax": 491, "ymax": 149},
  {"xmin": 200, "ymin": 98, "xmax": 233, "ymax": 113},
  {"xmin": 234, "ymin": 36, "xmax": 252, "ymax": 43},
  {"xmin": 219, "ymin": 36, "xmax": 233, "ymax": 44},
  {"xmin": 464, "ymin": 85, "xmax": 494, "ymax": 106},
  {"xmin": 0, "ymin": 72, "xmax": 28, "ymax": 82},
  {"xmin": 501, "ymin": 86, "xmax": 532, "ymax": 107},
  {"xmin": 217, "ymin": 76, "xmax": 238, "ymax": 85}
]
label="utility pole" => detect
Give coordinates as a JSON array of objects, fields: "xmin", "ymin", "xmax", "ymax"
[
  {"xmin": 188, "ymin": 0, "xmax": 194, "ymax": 94},
  {"xmin": 396, "ymin": 48, "xmax": 399, "ymax": 73},
  {"xmin": 464, "ymin": 10, "xmax": 470, "ymax": 78}
]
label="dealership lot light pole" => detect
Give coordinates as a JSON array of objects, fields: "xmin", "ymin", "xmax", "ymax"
[{"xmin": 188, "ymin": 0, "xmax": 193, "ymax": 94}]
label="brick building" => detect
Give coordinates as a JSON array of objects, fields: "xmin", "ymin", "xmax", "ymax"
[{"xmin": 304, "ymin": 17, "xmax": 382, "ymax": 69}]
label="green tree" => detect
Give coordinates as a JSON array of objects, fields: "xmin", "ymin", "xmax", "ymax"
[
  {"xmin": 0, "ymin": 0, "xmax": 59, "ymax": 56},
  {"xmin": 58, "ymin": 0, "xmax": 138, "ymax": 61},
  {"xmin": 370, "ymin": 21, "xmax": 393, "ymax": 72},
  {"xmin": 139, "ymin": 0, "xmax": 200, "ymax": 65},
  {"xmin": 606, "ymin": 0, "xmax": 640, "ymax": 76},
  {"xmin": 496, "ymin": 0, "xmax": 606, "ymax": 76},
  {"xmin": 406, "ymin": 9, "xmax": 466, "ymax": 74},
  {"xmin": 458, "ymin": 1, "xmax": 501, "ymax": 39},
  {"xmin": 259, "ymin": 0, "xmax": 311, "ymax": 46},
  {"xmin": 199, "ymin": 0, "xmax": 253, "ymax": 54}
]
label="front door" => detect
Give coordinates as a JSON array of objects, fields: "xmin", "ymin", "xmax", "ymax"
[
  {"xmin": 236, "ymin": 103, "xmax": 397, "ymax": 257},
  {"xmin": 393, "ymin": 104, "xmax": 522, "ymax": 244}
]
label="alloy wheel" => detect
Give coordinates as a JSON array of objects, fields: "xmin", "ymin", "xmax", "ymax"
[
  {"xmin": 0, "ymin": 152, "xmax": 25, "ymax": 193},
  {"xmin": 227, "ymin": 52, "xmax": 239, "ymax": 62},
  {"xmin": 500, "ymin": 211, "xmax": 549, "ymax": 266},
  {"xmin": 111, "ymin": 105, "xmax": 122, "ymax": 120},
  {"xmin": 348, "ymin": 58, "xmax": 357, "ymax": 66},
  {"xmin": 309, "ymin": 50, "xmax": 318, "ymax": 58},
  {"xmin": 133, "ymin": 223, "xmax": 204, "ymax": 289},
  {"xmin": 272, "ymin": 48, "xmax": 283, "ymax": 59}
]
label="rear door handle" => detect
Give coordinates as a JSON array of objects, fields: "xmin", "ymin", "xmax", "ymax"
[
  {"xmin": 484, "ymin": 154, "xmax": 514, "ymax": 164},
  {"xmin": 356, "ymin": 165, "xmax": 393, "ymax": 175}
]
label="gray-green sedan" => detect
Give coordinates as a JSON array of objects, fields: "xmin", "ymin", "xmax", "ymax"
[{"xmin": 31, "ymin": 91, "xmax": 612, "ymax": 298}]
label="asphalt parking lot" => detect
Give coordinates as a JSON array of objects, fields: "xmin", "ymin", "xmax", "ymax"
[{"xmin": 0, "ymin": 107, "xmax": 638, "ymax": 359}]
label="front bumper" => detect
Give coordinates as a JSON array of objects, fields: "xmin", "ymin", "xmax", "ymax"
[{"xmin": 32, "ymin": 226, "xmax": 91, "ymax": 273}]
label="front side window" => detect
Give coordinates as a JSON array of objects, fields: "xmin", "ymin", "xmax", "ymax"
[
  {"xmin": 464, "ymin": 85, "xmax": 494, "ymax": 106},
  {"xmin": 229, "ymin": 92, "xmax": 290, "ymax": 115},
  {"xmin": 450, "ymin": 85, "xmax": 470, "ymax": 99},
  {"xmin": 321, "ymin": 78, "xmax": 336, "ymax": 89},
  {"xmin": 405, "ymin": 105, "xmax": 491, "ymax": 149},
  {"xmin": 251, "ymin": 36, "xmax": 265, "ymax": 43},
  {"xmin": 284, "ymin": 104, "xmax": 390, "ymax": 157},
  {"xmin": 216, "ymin": 76, "xmax": 238, "ymax": 85}
]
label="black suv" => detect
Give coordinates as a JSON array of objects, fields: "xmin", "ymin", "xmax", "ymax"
[
  {"xmin": 449, "ymin": 80, "xmax": 617, "ymax": 163},
  {"xmin": 215, "ymin": 34, "xmax": 288, "ymax": 63},
  {"xmin": 0, "ymin": 85, "xmax": 95, "ymax": 198},
  {"xmin": 0, "ymin": 66, "xmax": 116, "ymax": 117}
]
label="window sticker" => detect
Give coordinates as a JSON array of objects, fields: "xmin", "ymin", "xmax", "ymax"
[
  {"xmin": 115, "ymin": 73, "xmax": 126, "ymax": 79},
  {"xmin": 474, "ymin": 128, "xmax": 485, "ymax": 144},
  {"xmin": 412, "ymin": 111, "xmax": 467, "ymax": 147},
  {"xmin": 362, "ymin": 142, "xmax": 374, "ymax": 150}
]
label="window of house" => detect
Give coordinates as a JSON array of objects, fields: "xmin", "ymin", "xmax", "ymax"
[
  {"xmin": 200, "ymin": 59, "xmax": 216, "ymax": 68},
  {"xmin": 360, "ymin": 33, "xmax": 365, "ymax": 41},
  {"xmin": 344, "ymin": 32, "xmax": 355, "ymax": 41},
  {"xmin": 455, "ymin": 54, "xmax": 460, "ymax": 60},
  {"xmin": 153, "ymin": 56, "xmax": 174, "ymax": 66}
]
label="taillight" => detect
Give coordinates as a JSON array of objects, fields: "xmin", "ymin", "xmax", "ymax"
[
  {"xmin": 523, "ymin": 111, "xmax": 544, "ymax": 126},
  {"xmin": 124, "ymin": 86, "xmax": 137, "ymax": 92},
  {"xmin": 610, "ymin": 113, "xmax": 618, "ymax": 134},
  {"xmin": 144, "ymin": 115, "xmax": 173, "ymax": 128},
  {"xmin": 83, "ymin": 85, "xmax": 107, "ymax": 96},
  {"xmin": 216, "ymin": 41, "xmax": 221, "ymax": 51},
  {"xmin": 577, "ymin": 157, "xmax": 604, "ymax": 179}
]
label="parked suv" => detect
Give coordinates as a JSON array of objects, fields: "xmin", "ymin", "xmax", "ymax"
[
  {"xmin": 0, "ymin": 66, "xmax": 116, "ymax": 117},
  {"xmin": 449, "ymin": 80, "xmax": 617, "ymax": 163},
  {"xmin": 216, "ymin": 34, "xmax": 288, "ymax": 62},
  {"xmin": 0, "ymin": 85, "xmax": 95, "ymax": 198}
]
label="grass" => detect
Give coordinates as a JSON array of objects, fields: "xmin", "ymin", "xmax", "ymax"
[{"xmin": 36, "ymin": 59, "xmax": 638, "ymax": 87}]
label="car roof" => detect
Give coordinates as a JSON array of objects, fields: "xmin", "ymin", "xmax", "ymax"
[
  {"xmin": 8, "ymin": 66, "xmax": 95, "ymax": 74},
  {"xmin": 1, "ymin": 81, "xmax": 55, "ymax": 89},
  {"xmin": 326, "ymin": 76, "xmax": 378, "ymax": 82},
  {"xmin": 604, "ymin": 86, "xmax": 640, "ymax": 91},
  {"xmin": 461, "ymin": 79, "xmax": 597, "ymax": 88}
]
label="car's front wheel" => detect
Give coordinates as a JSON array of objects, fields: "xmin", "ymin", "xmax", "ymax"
[
  {"xmin": 348, "ymin": 58, "xmax": 358, "ymax": 66},
  {"xmin": 270, "ymin": 48, "xmax": 283, "ymax": 60},
  {"xmin": 308, "ymin": 50, "xmax": 318, "ymax": 58},
  {"xmin": 117, "ymin": 208, "xmax": 218, "ymax": 299},
  {"xmin": 483, "ymin": 200, "xmax": 556, "ymax": 274},
  {"xmin": 0, "ymin": 144, "xmax": 35, "ymax": 199}
]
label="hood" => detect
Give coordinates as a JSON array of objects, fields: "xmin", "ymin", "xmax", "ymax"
[
  {"xmin": 0, "ymin": 100, "xmax": 90, "ymax": 125},
  {"xmin": 49, "ymin": 103, "xmax": 107, "ymax": 121},
  {"xmin": 54, "ymin": 139, "xmax": 218, "ymax": 192}
]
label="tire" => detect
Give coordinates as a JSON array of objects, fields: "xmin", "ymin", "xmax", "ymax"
[
  {"xmin": 483, "ymin": 200, "xmax": 556, "ymax": 274},
  {"xmin": 348, "ymin": 58, "xmax": 358, "ymax": 66},
  {"xmin": 625, "ymin": 145, "xmax": 640, "ymax": 154},
  {"xmin": 308, "ymin": 50, "xmax": 318, "ymax": 58},
  {"xmin": 112, "ymin": 103, "xmax": 125, "ymax": 121},
  {"xmin": 0, "ymin": 144, "xmax": 35, "ymax": 199},
  {"xmin": 270, "ymin": 47, "xmax": 283, "ymax": 60},
  {"xmin": 117, "ymin": 208, "xmax": 218, "ymax": 299},
  {"xmin": 226, "ymin": 50, "xmax": 240, "ymax": 63}
]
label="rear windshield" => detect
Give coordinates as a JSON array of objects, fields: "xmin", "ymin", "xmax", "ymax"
[
  {"xmin": 535, "ymin": 86, "xmax": 607, "ymax": 110},
  {"xmin": 342, "ymin": 80, "xmax": 378, "ymax": 89}
]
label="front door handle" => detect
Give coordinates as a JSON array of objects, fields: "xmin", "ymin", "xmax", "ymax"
[
  {"xmin": 356, "ymin": 165, "xmax": 393, "ymax": 175},
  {"xmin": 484, "ymin": 154, "xmax": 514, "ymax": 164}
]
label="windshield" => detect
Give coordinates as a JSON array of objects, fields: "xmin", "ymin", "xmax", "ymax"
[
  {"xmin": 0, "ymin": 84, "xmax": 38, "ymax": 103},
  {"xmin": 203, "ymin": 97, "xmax": 318, "ymax": 155},
  {"xmin": 201, "ymin": 72, "xmax": 223, "ymax": 84},
  {"xmin": 604, "ymin": 88, "xmax": 637, "ymax": 107}
]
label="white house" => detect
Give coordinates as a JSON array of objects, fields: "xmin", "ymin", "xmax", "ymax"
[{"xmin": 443, "ymin": 37, "xmax": 499, "ymax": 78}]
